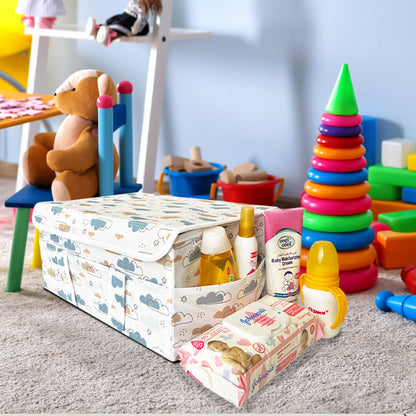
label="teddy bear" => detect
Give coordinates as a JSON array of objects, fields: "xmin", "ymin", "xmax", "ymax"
[{"xmin": 22, "ymin": 69, "xmax": 120, "ymax": 201}]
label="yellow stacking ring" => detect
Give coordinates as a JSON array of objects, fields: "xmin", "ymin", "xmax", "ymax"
[
  {"xmin": 301, "ymin": 244, "xmax": 377, "ymax": 271},
  {"xmin": 313, "ymin": 144, "xmax": 366, "ymax": 160},
  {"xmin": 304, "ymin": 180, "xmax": 371, "ymax": 200}
]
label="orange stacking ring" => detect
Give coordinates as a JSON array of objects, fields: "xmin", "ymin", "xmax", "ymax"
[
  {"xmin": 301, "ymin": 244, "xmax": 377, "ymax": 271},
  {"xmin": 304, "ymin": 180, "xmax": 371, "ymax": 200},
  {"xmin": 313, "ymin": 144, "xmax": 366, "ymax": 160}
]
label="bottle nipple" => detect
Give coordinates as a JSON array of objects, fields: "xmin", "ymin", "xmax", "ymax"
[
  {"xmin": 306, "ymin": 240, "xmax": 339, "ymax": 288},
  {"xmin": 238, "ymin": 205, "xmax": 255, "ymax": 238}
]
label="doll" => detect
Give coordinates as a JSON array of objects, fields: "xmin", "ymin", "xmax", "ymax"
[
  {"xmin": 86, "ymin": 0, "xmax": 163, "ymax": 47},
  {"xmin": 16, "ymin": 0, "xmax": 66, "ymax": 29}
]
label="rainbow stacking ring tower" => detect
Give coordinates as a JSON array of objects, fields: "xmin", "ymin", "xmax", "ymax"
[{"xmin": 301, "ymin": 63, "xmax": 378, "ymax": 293}]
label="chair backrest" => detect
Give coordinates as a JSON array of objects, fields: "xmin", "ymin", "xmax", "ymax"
[{"xmin": 97, "ymin": 80, "xmax": 136, "ymax": 196}]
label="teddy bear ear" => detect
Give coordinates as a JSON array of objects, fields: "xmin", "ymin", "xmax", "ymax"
[{"xmin": 97, "ymin": 73, "xmax": 111, "ymax": 96}]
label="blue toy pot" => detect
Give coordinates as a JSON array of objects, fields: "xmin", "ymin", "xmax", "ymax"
[{"xmin": 158, "ymin": 162, "xmax": 224, "ymax": 199}]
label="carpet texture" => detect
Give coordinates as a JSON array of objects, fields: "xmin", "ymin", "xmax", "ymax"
[{"xmin": 0, "ymin": 178, "xmax": 415, "ymax": 414}]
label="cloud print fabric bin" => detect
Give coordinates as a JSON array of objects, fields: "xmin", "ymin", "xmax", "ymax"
[{"xmin": 33, "ymin": 193, "xmax": 270, "ymax": 361}]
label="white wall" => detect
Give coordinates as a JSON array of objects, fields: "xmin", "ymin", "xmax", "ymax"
[{"xmin": 6, "ymin": 0, "xmax": 416, "ymax": 198}]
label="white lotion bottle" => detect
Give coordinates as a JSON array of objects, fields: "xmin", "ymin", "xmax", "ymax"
[{"xmin": 233, "ymin": 205, "xmax": 258, "ymax": 278}]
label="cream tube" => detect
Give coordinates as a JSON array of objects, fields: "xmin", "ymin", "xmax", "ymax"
[{"xmin": 264, "ymin": 207, "xmax": 303, "ymax": 302}]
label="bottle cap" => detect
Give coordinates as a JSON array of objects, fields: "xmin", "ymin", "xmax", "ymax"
[
  {"xmin": 201, "ymin": 226, "xmax": 232, "ymax": 255},
  {"xmin": 238, "ymin": 205, "xmax": 255, "ymax": 238},
  {"xmin": 305, "ymin": 240, "xmax": 340, "ymax": 288}
]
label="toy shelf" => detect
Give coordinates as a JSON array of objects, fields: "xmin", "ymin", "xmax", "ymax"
[
  {"xmin": 23, "ymin": 25, "xmax": 212, "ymax": 43},
  {"xmin": 16, "ymin": 3, "xmax": 212, "ymax": 193}
]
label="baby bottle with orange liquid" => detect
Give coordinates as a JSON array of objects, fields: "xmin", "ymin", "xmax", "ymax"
[
  {"xmin": 299, "ymin": 240, "xmax": 347, "ymax": 338},
  {"xmin": 199, "ymin": 226, "xmax": 238, "ymax": 286}
]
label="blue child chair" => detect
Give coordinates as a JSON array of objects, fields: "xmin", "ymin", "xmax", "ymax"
[{"xmin": 5, "ymin": 80, "xmax": 141, "ymax": 292}]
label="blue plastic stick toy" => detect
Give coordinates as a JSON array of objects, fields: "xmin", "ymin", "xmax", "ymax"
[{"xmin": 375, "ymin": 290, "xmax": 416, "ymax": 321}]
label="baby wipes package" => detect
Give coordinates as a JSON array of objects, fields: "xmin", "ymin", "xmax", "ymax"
[{"xmin": 178, "ymin": 295, "xmax": 324, "ymax": 407}]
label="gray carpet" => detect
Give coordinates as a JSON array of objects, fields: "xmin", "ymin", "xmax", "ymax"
[{"xmin": 1, "ymin": 177, "xmax": 415, "ymax": 414}]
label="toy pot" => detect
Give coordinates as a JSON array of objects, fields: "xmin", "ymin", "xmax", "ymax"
[
  {"xmin": 158, "ymin": 162, "xmax": 224, "ymax": 199},
  {"xmin": 211, "ymin": 175, "xmax": 284, "ymax": 206}
]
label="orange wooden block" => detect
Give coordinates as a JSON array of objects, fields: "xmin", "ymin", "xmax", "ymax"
[
  {"xmin": 370, "ymin": 199, "xmax": 416, "ymax": 220},
  {"xmin": 376, "ymin": 230, "xmax": 416, "ymax": 269}
]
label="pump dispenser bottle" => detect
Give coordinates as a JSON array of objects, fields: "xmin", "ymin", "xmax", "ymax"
[
  {"xmin": 233, "ymin": 205, "xmax": 258, "ymax": 278},
  {"xmin": 299, "ymin": 240, "xmax": 347, "ymax": 338},
  {"xmin": 199, "ymin": 226, "xmax": 238, "ymax": 286}
]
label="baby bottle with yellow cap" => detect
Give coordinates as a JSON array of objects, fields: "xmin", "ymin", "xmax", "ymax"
[{"xmin": 299, "ymin": 240, "xmax": 347, "ymax": 339}]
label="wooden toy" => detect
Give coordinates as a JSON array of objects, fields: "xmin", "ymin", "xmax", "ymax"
[
  {"xmin": 235, "ymin": 169, "xmax": 268, "ymax": 182},
  {"xmin": 402, "ymin": 187, "xmax": 416, "ymax": 204},
  {"xmin": 162, "ymin": 154, "xmax": 189, "ymax": 171},
  {"xmin": 313, "ymin": 144, "xmax": 366, "ymax": 160},
  {"xmin": 376, "ymin": 230, "xmax": 416, "ymax": 269},
  {"xmin": 303, "ymin": 210, "xmax": 373, "ymax": 233},
  {"xmin": 307, "ymin": 167, "xmax": 368, "ymax": 186},
  {"xmin": 184, "ymin": 146, "xmax": 212, "ymax": 172},
  {"xmin": 368, "ymin": 182, "xmax": 401, "ymax": 201},
  {"xmin": 401, "ymin": 264, "xmax": 416, "ymax": 295},
  {"xmin": 219, "ymin": 170, "xmax": 236, "ymax": 184},
  {"xmin": 378, "ymin": 209, "xmax": 416, "ymax": 233},
  {"xmin": 381, "ymin": 138, "xmax": 416, "ymax": 169},
  {"xmin": 311, "ymin": 156, "xmax": 367, "ymax": 172},
  {"xmin": 233, "ymin": 162, "xmax": 257, "ymax": 175},
  {"xmin": 370, "ymin": 199, "xmax": 416, "ymax": 221},
  {"xmin": 375, "ymin": 290, "xmax": 416, "ymax": 321},
  {"xmin": 301, "ymin": 193, "xmax": 372, "ymax": 216},
  {"xmin": 301, "ymin": 244, "xmax": 377, "ymax": 271},
  {"xmin": 368, "ymin": 164, "xmax": 416, "ymax": 188},
  {"xmin": 316, "ymin": 133, "xmax": 364, "ymax": 148},
  {"xmin": 304, "ymin": 180, "xmax": 370, "ymax": 200}
]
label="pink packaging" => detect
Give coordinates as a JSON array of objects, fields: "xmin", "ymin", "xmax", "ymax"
[{"xmin": 178, "ymin": 295, "xmax": 324, "ymax": 407}]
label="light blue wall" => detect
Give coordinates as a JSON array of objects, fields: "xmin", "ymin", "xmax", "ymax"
[{"xmin": 6, "ymin": 0, "xmax": 416, "ymax": 198}]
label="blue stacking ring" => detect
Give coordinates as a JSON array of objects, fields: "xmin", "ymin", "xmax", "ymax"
[
  {"xmin": 302, "ymin": 226, "xmax": 375, "ymax": 251},
  {"xmin": 319, "ymin": 124, "xmax": 363, "ymax": 137},
  {"xmin": 307, "ymin": 167, "xmax": 368, "ymax": 185}
]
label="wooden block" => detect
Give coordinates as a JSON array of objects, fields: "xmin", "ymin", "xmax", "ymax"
[
  {"xmin": 190, "ymin": 146, "xmax": 203, "ymax": 162},
  {"xmin": 163, "ymin": 155, "xmax": 189, "ymax": 171},
  {"xmin": 376, "ymin": 230, "xmax": 416, "ymax": 269},
  {"xmin": 370, "ymin": 199, "xmax": 416, "ymax": 221},
  {"xmin": 236, "ymin": 170, "xmax": 268, "ymax": 182},
  {"xmin": 219, "ymin": 170, "xmax": 236, "ymax": 184},
  {"xmin": 184, "ymin": 160, "xmax": 212, "ymax": 172},
  {"xmin": 378, "ymin": 209, "xmax": 416, "ymax": 232},
  {"xmin": 233, "ymin": 162, "xmax": 258, "ymax": 175}
]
